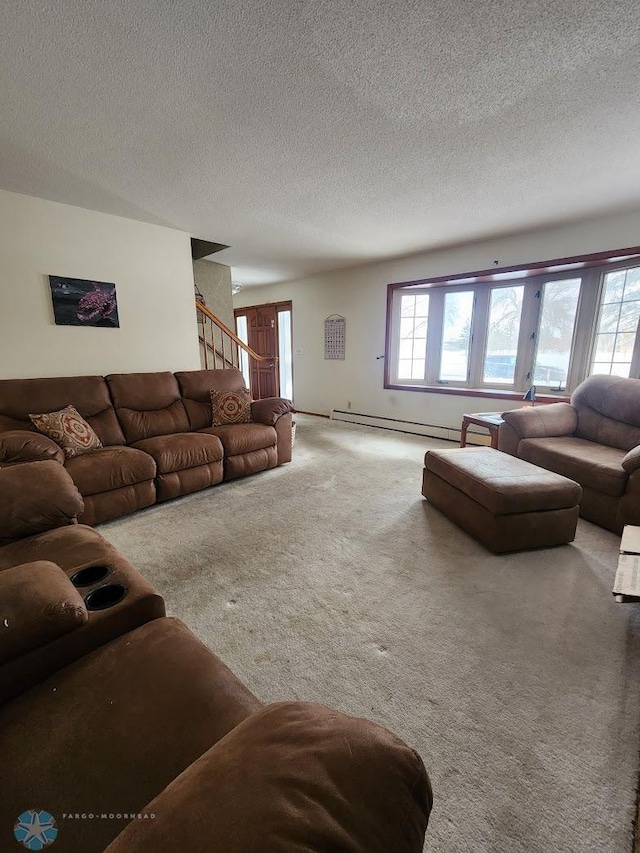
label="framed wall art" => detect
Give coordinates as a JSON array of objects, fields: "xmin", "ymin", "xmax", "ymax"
[{"xmin": 48, "ymin": 276, "xmax": 120, "ymax": 328}]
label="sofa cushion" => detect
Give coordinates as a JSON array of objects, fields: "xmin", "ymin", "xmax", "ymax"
[
  {"xmin": 211, "ymin": 388, "xmax": 252, "ymax": 426},
  {"xmin": 30, "ymin": 404, "xmax": 103, "ymax": 458},
  {"xmin": 0, "ymin": 375, "xmax": 125, "ymax": 446},
  {"xmin": 176, "ymin": 369, "xmax": 247, "ymax": 431},
  {"xmin": 199, "ymin": 423, "xmax": 277, "ymax": 456},
  {"xmin": 572, "ymin": 375, "xmax": 640, "ymax": 451},
  {"xmin": 518, "ymin": 436, "xmax": 628, "ymax": 497},
  {"xmin": 132, "ymin": 433, "xmax": 223, "ymax": 474},
  {"xmin": 65, "ymin": 446, "xmax": 157, "ymax": 496},
  {"xmin": 107, "ymin": 372, "xmax": 190, "ymax": 443}
]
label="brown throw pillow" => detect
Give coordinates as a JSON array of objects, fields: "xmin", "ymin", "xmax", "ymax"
[
  {"xmin": 211, "ymin": 389, "xmax": 252, "ymax": 426},
  {"xmin": 30, "ymin": 405, "xmax": 102, "ymax": 459}
]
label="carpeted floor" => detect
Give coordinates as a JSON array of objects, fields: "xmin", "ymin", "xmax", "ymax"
[{"xmin": 100, "ymin": 414, "xmax": 640, "ymax": 852}]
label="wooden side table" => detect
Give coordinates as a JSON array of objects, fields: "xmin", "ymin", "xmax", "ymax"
[{"xmin": 460, "ymin": 412, "xmax": 505, "ymax": 449}]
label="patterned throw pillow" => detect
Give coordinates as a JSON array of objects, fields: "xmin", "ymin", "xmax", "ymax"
[
  {"xmin": 29, "ymin": 405, "xmax": 102, "ymax": 459},
  {"xmin": 210, "ymin": 389, "xmax": 252, "ymax": 426}
]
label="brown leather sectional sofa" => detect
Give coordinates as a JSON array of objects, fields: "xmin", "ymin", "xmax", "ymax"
[
  {"xmin": 0, "ymin": 368, "xmax": 294, "ymax": 526},
  {"xmin": 0, "ymin": 462, "xmax": 432, "ymax": 852},
  {"xmin": 499, "ymin": 374, "xmax": 640, "ymax": 533}
]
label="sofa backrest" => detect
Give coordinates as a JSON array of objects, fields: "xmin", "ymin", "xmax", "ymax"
[
  {"xmin": 175, "ymin": 369, "xmax": 247, "ymax": 431},
  {"xmin": 0, "ymin": 376, "xmax": 126, "ymax": 446},
  {"xmin": 572, "ymin": 375, "xmax": 640, "ymax": 451},
  {"xmin": 107, "ymin": 372, "xmax": 190, "ymax": 444}
]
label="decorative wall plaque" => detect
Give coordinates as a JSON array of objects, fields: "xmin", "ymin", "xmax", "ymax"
[{"xmin": 324, "ymin": 314, "xmax": 345, "ymax": 360}]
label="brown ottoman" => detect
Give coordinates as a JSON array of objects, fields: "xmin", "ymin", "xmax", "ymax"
[{"xmin": 422, "ymin": 447, "xmax": 582, "ymax": 553}]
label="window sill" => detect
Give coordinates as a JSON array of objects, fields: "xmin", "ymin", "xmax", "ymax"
[{"xmin": 384, "ymin": 382, "xmax": 569, "ymax": 403}]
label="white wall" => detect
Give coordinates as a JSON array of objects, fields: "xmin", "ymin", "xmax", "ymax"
[
  {"xmin": 234, "ymin": 209, "xmax": 640, "ymax": 431},
  {"xmin": 0, "ymin": 189, "xmax": 200, "ymax": 379}
]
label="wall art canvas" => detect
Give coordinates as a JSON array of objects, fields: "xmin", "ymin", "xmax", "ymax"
[{"xmin": 48, "ymin": 276, "xmax": 120, "ymax": 328}]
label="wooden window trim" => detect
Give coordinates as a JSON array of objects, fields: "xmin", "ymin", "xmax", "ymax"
[{"xmin": 384, "ymin": 382, "xmax": 568, "ymax": 402}]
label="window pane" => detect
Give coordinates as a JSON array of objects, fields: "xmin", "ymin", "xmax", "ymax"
[
  {"xmin": 415, "ymin": 294, "xmax": 429, "ymax": 315},
  {"xmin": 624, "ymin": 267, "xmax": 640, "ymax": 301},
  {"xmin": 532, "ymin": 278, "xmax": 581, "ymax": 388},
  {"xmin": 439, "ymin": 291, "xmax": 473, "ymax": 381},
  {"xmin": 400, "ymin": 317, "xmax": 415, "ymax": 339},
  {"xmin": 603, "ymin": 270, "xmax": 625, "ymax": 303},
  {"xmin": 618, "ymin": 300, "xmax": 640, "ymax": 332},
  {"xmin": 411, "ymin": 360, "xmax": 425, "ymax": 379},
  {"xmin": 277, "ymin": 310, "xmax": 293, "ymax": 400},
  {"xmin": 590, "ymin": 266, "xmax": 640, "ymax": 377},
  {"xmin": 611, "ymin": 363, "xmax": 631, "ymax": 377},
  {"xmin": 599, "ymin": 302, "xmax": 621, "ymax": 332},
  {"xmin": 235, "ymin": 315, "xmax": 251, "ymax": 388},
  {"xmin": 399, "ymin": 339, "xmax": 413, "ymax": 360},
  {"xmin": 614, "ymin": 332, "xmax": 636, "ymax": 360},
  {"xmin": 594, "ymin": 334, "xmax": 615, "ymax": 361},
  {"xmin": 401, "ymin": 295, "xmax": 415, "ymax": 317},
  {"xmin": 398, "ymin": 359, "xmax": 412, "ymax": 379},
  {"xmin": 396, "ymin": 293, "xmax": 429, "ymax": 382},
  {"xmin": 413, "ymin": 316, "xmax": 428, "ymax": 337},
  {"xmin": 483, "ymin": 286, "xmax": 524, "ymax": 384}
]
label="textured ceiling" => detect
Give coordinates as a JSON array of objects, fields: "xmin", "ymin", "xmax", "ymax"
[{"xmin": 1, "ymin": 0, "xmax": 639, "ymax": 284}]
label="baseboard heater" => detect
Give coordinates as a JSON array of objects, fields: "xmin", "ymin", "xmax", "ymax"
[{"xmin": 331, "ymin": 409, "xmax": 491, "ymax": 445}]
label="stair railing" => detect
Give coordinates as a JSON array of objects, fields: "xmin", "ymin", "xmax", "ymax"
[{"xmin": 195, "ymin": 301, "xmax": 274, "ymax": 377}]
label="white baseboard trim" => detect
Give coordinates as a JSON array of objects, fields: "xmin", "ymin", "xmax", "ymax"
[{"xmin": 331, "ymin": 409, "xmax": 492, "ymax": 445}]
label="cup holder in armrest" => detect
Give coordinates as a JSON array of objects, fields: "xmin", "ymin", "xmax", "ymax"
[
  {"xmin": 84, "ymin": 583, "xmax": 128, "ymax": 612},
  {"xmin": 70, "ymin": 565, "xmax": 110, "ymax": 587}
]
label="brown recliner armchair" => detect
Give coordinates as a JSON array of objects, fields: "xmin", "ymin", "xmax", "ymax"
[
  {"xmin": 0, "ymin": 463, "xmax": 432, "ymax": 853},
  {"xmin": 498, "ymin": 374, "xmax": 640, "ymax": 532}
]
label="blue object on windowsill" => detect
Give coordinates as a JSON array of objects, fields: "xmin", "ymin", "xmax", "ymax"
[{"xmin": 523, "ymin": 385, "xmax": 536, "ymax": 405}]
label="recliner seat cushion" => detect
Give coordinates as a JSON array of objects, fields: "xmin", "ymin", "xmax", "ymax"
[
  {"xmin": 133, "ymin": 433, "xmax": 223, "ymax": 474},
  {"xmin": 199, "ymin": 423, "xmax": 277, "ymax": 456},
  {"xmin": 519, "ymin": 436, "xmax": 628, "ymax": 497},
  {"xmin": 65, "ymin": 446, "xmax": 156, "ymax": 496},
  {"xmin": 107, "ymin": 372, "xmax": 190, "ymax": 443}
]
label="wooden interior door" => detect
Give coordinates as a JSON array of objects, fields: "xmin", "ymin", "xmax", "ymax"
[{"xmin": 246, "ymin": 304, "xmax": 279, "ymax": 399}]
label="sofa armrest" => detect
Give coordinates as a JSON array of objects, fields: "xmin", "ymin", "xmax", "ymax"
[
  {"xmin": 0, "ymin": 561, "xmax": 87, "ymax": 665},
  {"xmin": 0, "ymin": 429, "xmax": 65, "ymax": 465},
  {"xmin": 502, "ymin": 402, "xmax": 578, "ymax": 441},
  {"xmin": 0, "ymin": 460, "xmax": 84, "ymax": 545},
  {"xmin": 251, "ymin": 397, "xmax": 294, "ymax": 426},
  {"xmin": 104, "ymin": 701, "xmax": 432, "ymax": 853},
  {"xmin": 622, "ymin": 445, "xmax": 640, "ymax": 474}
]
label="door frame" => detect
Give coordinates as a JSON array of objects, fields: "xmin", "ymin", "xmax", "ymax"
[{"xmin": 234, "ymin": 300, "xmax": 293, "ymax": 400}]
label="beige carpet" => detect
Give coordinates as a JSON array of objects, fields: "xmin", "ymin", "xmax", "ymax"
[{"xmin": 100, "ymin": 414, "xmax": 640, "ymax": 852}]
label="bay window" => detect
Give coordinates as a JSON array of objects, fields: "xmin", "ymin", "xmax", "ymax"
[{"xmin": 386, "ymin": 250, "xmax": 640, "ymax": 396}]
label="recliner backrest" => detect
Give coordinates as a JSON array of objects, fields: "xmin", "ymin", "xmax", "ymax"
[
  {"xmin": 0, "ymin": 375, "xmax": 125, "ymax": 446},
  {"xmin": 175, "ymin": 369, "xmax": 247, "ymax": 431},
  {"xmin": 107, "ymin": 372, "xmax": 190, "ymax": 444},
  {"xmin": 572, "ymin": 374, "xmax": 640, "ymax": 451}
]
